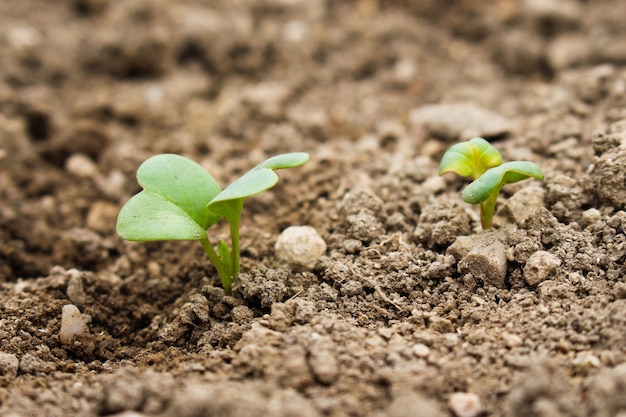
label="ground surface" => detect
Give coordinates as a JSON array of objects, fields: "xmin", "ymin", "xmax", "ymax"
[{"xmin": 1, "ymin": 1, "xmax": 626, "ymax": 416}]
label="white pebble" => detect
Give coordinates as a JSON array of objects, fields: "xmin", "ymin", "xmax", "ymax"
[
  {"xmin": 448, "ymin": 392, "xmax": 483, "ymax": 417},
  {"xmin": 59, "ymin": 304, "xmax": 89, "ymax": 346},
  {"xmin": 412, "ymin": 343, "xmax": 431, "ymax": 358},
  {"xmin": 65, "ymin": 153, "xmax": 99, "ymax": 178},
  {"xmin": 275, "ymin": 226, "xmax": 326, "ymax": 270}
]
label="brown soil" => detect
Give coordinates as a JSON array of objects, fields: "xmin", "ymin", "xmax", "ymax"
[{"xmin": 1, "ymin": 1, "xmax": 625, "ymax": 416}]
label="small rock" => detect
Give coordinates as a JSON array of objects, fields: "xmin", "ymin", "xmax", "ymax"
[
  {"xmin": 457, "ymin": 240, "xmax": 508, "ymax": 289},
  {"xmin": 66, "ymin": 269, "xmax": 87, "ymax": 308},
  {"xmin": 275, "ymin": 226, "xmax": 327, "ymax": 270},
  {"xmin": 409, "ymin": 103, "xmax": 513, "ymax": 141},
  {"xmin": 60, "ymin": 304, "xmax": 94, "ymax": 355},
  {"xmin": 412, "ymin": 343, "xmax": 431, "ymax": 358},
  {"xmin": 448, "ymin": 392, "xmax": 483, "ymax": 417},
  {"xmin": 494, "ymin": 186, "xmax": 546, "ymax": 227},
  {"xmin": 524, "ymin": 251, "xmax": 562, "ymax": 286},
  {"xmin": 0, "ymin": 352, "xmax": 20, "ymax": 383},
  {"xmin": 65, "ymin": 153, "xmax": 99, "ymax": 178},
  {"xmin": 502, "ymin": 332, "xmax": 524, "ymax": 349},
  {"xmin": 581, "ymin": 208, "xmax": 601, "ymax": 228}
]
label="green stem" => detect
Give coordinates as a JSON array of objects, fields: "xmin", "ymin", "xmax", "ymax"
[
  {"xmin": 199, "ymin": 237, "xmax": 233, "ymax": 295},
  {"xmin": 229, "ymin": 216, "xmax": 241, "ymax": 277},
  {"xmin": 479, "ymin": 189, "xmax": 500, "ymax": 229}
]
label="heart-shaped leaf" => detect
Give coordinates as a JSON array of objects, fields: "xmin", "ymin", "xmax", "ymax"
[
  {"xmin": 462, "ymin": 161, "xmax": 544, "ymax": 205},
  {"xmin": 439, "ymin": 137, "xmax": 503, "ymax": 180},
  {"xmin": 207, "ymin": 152, "xmax": 309, "ymax": 220},
  {"xmin": 116, "ymin": 154, "xmax": 222, "ymax": 241}
]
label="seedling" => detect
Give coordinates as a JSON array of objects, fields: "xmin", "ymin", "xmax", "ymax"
[
  {"xmin": 116, "ymin": 152, "xmax": 309, "ymax": 295},
  {"xmin": 439, "ymin": 137, "xmax": 543, "ymax": 229}
]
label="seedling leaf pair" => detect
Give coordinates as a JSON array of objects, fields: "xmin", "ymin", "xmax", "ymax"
[
  {"xmin": 116, "ymin": 152, "xmax": 309, "ymax": 294},
  {"xmin": 116, "ymin": 154, "xmax": 221, "ymax": 241},
  {"xmin": 439, "ymin": 138, "xmax": 544, "ymax": 229}
]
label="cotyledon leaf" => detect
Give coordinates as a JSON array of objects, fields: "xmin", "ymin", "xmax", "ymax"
[
  {"xmin": 207, "ymin": 152, "xmax": 309, "ymax": 219},
  {"xmin": 116, "ymin": 154, "xmax": 222, "ymax": 241},
  {"xmin": 439, "ymin": 137, "xmax": 503, "ymax": 180},
  {"xmin": 462, "ymin": 161, "xmax": 544, "ymax": 205}
]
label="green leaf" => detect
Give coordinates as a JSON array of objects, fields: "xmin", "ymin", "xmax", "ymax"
[
  {"xmin": 255, "ymin": 152, "xmax": 310, "ymax": 170},
  {"xmin": 116, "ymin": 191, "xmax": 208, "ymax": 240},
  {"xmin": 462, "ymin": 161, "xmax": 544, "ymax": 205},
  {"xmin": 439, "ymin": 137, "xmax": 503, "ymax": 180},
  {"xmin": 207, "ymin": 152, "xmax": 309, "ymax": 218},
  {"xmin": 116, "ymin": 154, "xmax": 222, "ymax": 241}
]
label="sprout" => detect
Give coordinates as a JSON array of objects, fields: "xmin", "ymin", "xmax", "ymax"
[
  {"xmin": 439, "ymin": 138, "xmax": 543, "ymax": 229},
  {"xmin": 116, "ymin": 152, "xmax": 309, "ymax": 294}
]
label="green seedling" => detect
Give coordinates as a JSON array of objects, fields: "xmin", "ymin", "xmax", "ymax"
[
  {"xmin": 116, "ymin": 152, "xmax": 309, "ymax": 295},
  {"xmin": 439, "ymin": 137, "xmax": 543, "ymax": 229}
]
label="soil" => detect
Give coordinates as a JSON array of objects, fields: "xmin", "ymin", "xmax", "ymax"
[{"xmin": 1, "ymin": 1, "xmax": 625, "ymax": 416}]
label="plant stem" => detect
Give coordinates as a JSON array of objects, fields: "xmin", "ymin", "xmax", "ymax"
[
  {"xmin": 479, "ymin": 189, "xmax": 500, "ymax": 229},
  {"xmin": 199, "ymin": 237, "xmax": 234, "ymax": 295},
  {"xmin": 229, "ymin": 215, "xmax": 241, "ymax": 277}
]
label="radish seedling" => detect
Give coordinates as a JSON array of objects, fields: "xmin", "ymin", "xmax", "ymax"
[
  {"xmin": 439, "ymin": 137, "xmax": 543, "ymax": 229},
  {"xmin": 116, "ymin": 152, "xmax": 309, "ymax": 294}
]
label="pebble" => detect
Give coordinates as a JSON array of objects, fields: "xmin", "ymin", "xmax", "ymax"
[
  {"xmin": 0, "ymin": 352, "xmax": 20, "ymax": 381},
  {"xmin": 448, "ymin": 392, "xmax": 483, "ymax": 417},
  {"xmin": 524, "ymin": 251, "xmax": 562, "ymax": 286},
  {"xmin": 581, "ymin": 208, "xmax": 601, "ymax": 228},
  {"xmin": 409, "ymin": 103, "xmax": 513, "ymax": 141},
  {"xmin": 458, "ymin": 240, "xmax": 508, "ymax": 289},
  {"xmin": 275, "ymin": 226, "xmax": 327, "ymax": 270},
  {"xmin": 59, "ymin": 304, "xmax": 94, "ymax": 354},
  {"xmin": 65, "ymin": 153, "xmax": 99, "ymax": 178},
  {"xmin": 494, "ymin": 186, "xmax": 546, "ymax": 227},
  {"xmin": 412, "ymin": 343, "xmax": 431, "ymax": 358},
  {"xmin": 502, "ymin": 332, "xmax": 524, "ymax": 349},
  {"xmin": 66, "ymin": 269, "xmax": 87, "ymax": 308}
]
